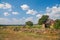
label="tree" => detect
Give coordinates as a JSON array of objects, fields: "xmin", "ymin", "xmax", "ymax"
[
  {"xmin": 26, "ymin": 21, "xmax": 33, "ymax": 26},
  {"xmin": 54, "ymin": 19, "xmax": 60, "ymax": 29},
  {"xmin": 38, "ymin": 15, "xmax": 49, "ymax": 25}
]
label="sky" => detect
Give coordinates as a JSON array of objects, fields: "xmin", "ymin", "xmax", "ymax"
[{"xmin": 0, "ymin": 0, "xmax": 60, "ymax": 25}]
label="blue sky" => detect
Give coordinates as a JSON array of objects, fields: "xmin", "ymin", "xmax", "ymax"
[{"xmin": 0, "ymin": 0, "xmax": 60, "ymax": 25}]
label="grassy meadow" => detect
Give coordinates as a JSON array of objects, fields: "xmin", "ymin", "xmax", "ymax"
[{"xmin": 0, "ymin": 25, "xmax": 60, "ymax": 40}]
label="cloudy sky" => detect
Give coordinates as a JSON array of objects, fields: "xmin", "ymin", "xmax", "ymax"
[{"xmin": 0, "ymin": 0, "xmax": 60, "ymax": 25}]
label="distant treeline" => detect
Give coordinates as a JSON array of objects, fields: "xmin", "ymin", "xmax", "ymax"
[{"xmin": 0, "ymin": 25, "xmax": 25, "ymax": 26}]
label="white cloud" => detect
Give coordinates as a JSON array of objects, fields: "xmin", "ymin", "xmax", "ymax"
[
  {"xmin": 0, "ymin": 4, "xmax": 4, "ymax": 8},
  {"xmin": 46, "ymin": 5, "xmax": 60, "ymax": 20},
  {"xmin": 0, "ymin": 3, "xmax": 12, "ymax": 11},
  {"xmin": 0, "ymin": 18, "xmax": 25, "ymax": 25},
  {"xmin": 21, "ymin": 4, "xmax": 37, "ymax": 15},
  {"xmin": 21, "ymin": 4, "xmax": 29, "ymax": 10},
  {"xmin": 26, "ymin": 9, "xmax": 37, "ymax": 15},
  {"xmin": 0, "ymin": 18, "xmax": 11, "ymax": 24},
  {"xmin": 0, "ymin": 17, "xmax": 38, "ymax": 25},
  {"xmin": 12, "ymin": 12, "xmax": 19, "ymax": 15},
  {"xmin": 0, "ymin": 3, "xmax": 12, "ymax": 9},
  {"xmin": 25, "ymin": 17, "xmax": 38, "ymax": 24},
  {"xmin": 25, "ymin": 17, "xmax": 33, "ymax": 22},
  {"xmin": 4, "ymin": 12, "xmax": 10, "ymax": 16},
  {"xmin": 36, "ymin": 14, "xmax": 42, "ymax": 18},
  {"xmin": 3, "ymin": 3, "xmax": 12, "ymax": 9},
  {"xmin": 0, "ymin": 3, "xmax": 19, "ymax": 16},
  {"xmin": 11, "ymin": 18, "xmax": 21, "ymax": 24}
]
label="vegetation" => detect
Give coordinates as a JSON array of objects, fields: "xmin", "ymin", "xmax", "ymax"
[
  {"xmin": 54, "ymin": 19, "xmax": 60, "ymax": 29},
  {"xmin": 26, "ymin": 21, "xmax": 33, "ymax": 27},
  {"xmin": 0, "ymin": 26, "xmax": 60, "ymax": 40},
  {"xmin": 38, "ymin": 15, "xmax": 49, "ymax": 25}
]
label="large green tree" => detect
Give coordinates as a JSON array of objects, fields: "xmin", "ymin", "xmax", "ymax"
[
  {"xmin": 38, "ymin": 15, "xmax": 49, "ymax": 25},
  {"xmin": 54, "ymin": 19, "xmax": 60, "ymax": 29},
  {"xmin": 26, "ymin": 21, "xmax": 33, "ymax": 26}
]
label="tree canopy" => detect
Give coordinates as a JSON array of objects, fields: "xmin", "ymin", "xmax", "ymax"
[
  {"xmin": 38, "ymin": 15, "xmax": 49, "ymax": 25},
  {"xmin": 26, "ymin": 21, "xmax": 33, "ymax": 26}
]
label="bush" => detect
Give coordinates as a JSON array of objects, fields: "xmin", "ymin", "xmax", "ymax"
[
  {"xmin": 54, "ymin": 19, "xmax": 60, "ymax": 29},
  {"xmin": 26, "ymin": 21, "xmax": 33, "ymax": 27}
]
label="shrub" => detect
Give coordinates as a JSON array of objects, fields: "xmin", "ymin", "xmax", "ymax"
[
  {"xmin": 26, "ymin": 21, "xmax": 33, "ymax": 27},
  {"xmin": 54, "ymin": 19, "xmax": 60, "ymax": 29}
]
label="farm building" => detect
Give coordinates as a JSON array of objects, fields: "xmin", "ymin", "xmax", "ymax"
[{"xmin": 42, "ymin": 19, "xmax": 55, "ymax": 28}]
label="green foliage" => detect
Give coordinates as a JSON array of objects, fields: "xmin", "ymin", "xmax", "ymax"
[
  {"xmin": 54, "ymin": 19, "xmax": 60, "ymax": 29},
  {"xmin": 26, "ymin": 21, "xmax": 33, "ymax": 27},
  {"xmin": 38, "ymin": 15, "xmax": 49, "ymax": 25}
]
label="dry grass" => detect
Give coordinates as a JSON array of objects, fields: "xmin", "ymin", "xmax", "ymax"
[{"xmin": 0, "ymin": 26, "xmax": 60, "ymax": 40}]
